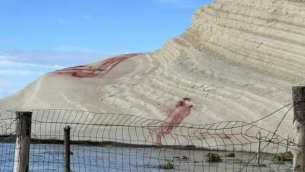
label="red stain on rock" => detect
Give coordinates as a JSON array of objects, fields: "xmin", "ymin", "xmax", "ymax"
[
  {"xmin": 54, "ymin": 53, "xmax": 141, "ymax": 78},
  {"xmin": 270, "ymin": 144, "xmax": 279, "ymax": 150},
  {"xmin": 241, "ymin": 142, "xmax": 251, "ymax": 146},
  {"xmin": 148, "ymin": 98, "xmax": 194, "ymax": 146}
]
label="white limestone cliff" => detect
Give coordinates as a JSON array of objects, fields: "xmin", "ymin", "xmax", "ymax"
[{"xmin": 1, "ymin": 0, "xmax": 305, "ymax": 141}]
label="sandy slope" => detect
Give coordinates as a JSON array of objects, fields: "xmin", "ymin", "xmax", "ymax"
[{"xmin": 1, "ymin": 0, "xmax": 305, "ymax": 147}]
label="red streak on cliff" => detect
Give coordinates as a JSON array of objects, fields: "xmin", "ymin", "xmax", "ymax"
[
  {"xmin": 54, "ymin": 53, "xmax": 141, "ymax": 78},
  {"xmin": 148, "ymin": 98, "xmax": 194, "ymax": 146}
]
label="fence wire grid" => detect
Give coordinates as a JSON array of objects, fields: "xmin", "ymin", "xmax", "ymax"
[{"xmin": 0, "ymin": 103, "xmax": 296, "ymax": 172}]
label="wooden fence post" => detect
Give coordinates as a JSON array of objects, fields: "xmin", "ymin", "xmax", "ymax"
[
  {"xmin": 64, "ymin": 126, "xmax": 71, "ymax": 172},
  {"xmin": 256, "ymin": 131, "xmax": 261, "ymax": 165},
  {"xmin": 292, "ymin": 86, "xmax": 305, "ymax": 172},
  {"xmin": 13, "ymin": 111, "xmax": 32, "ymax": 172}
]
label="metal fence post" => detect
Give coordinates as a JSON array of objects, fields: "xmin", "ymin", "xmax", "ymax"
[
  {"xmin": 256, "ymin": 131, "xmax": 261, "ymax": 165},
  {"xmin": 64, "ymin": 126, "xmax": 71, "ymax": 172},
  {"xmin": 13, "ymin": 111, "xmax": 32, "ymax": 172},
  {"xmin": 292, "ymin": 86, "xmax": 305, "ymax": 172}
]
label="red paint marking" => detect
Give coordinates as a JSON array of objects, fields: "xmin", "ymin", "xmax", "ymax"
[
  {"xmin": 270, "ymin": 144, "xmax": 278, "ymax": 150},
  {"xmin": 54, "ymin": 53, "xmax": 141, "ymax": 78},
  {"xmin": 241, "ymin": 142, "xmax": 251, "ymax": 146},
  {"xmin": 148, "ymin": 98, "xmax": 194, "ymax": 146}
]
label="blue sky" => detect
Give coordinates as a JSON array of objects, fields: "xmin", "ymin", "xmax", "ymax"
[{"xmin": 0, "ymin": 0, "xmax": 212, "ymax": 98}]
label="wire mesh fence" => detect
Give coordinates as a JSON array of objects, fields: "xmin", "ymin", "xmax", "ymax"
[
  {"xmin": 0, "ymin": 112, "xmax": 16, "ymax": 172},
  {"xmin": 0, "ymin": 103, "xmax": 296, "ymax": 172}
]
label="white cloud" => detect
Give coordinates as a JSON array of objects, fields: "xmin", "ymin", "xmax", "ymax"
[
  {"xmin": 0, "ymin": 90, "xmax": 8, "ymax": 99},
  {"xmin": 0, "ymin": 60, "xmax": 65, "ymax": 69},
  {"xmin": 0, "ymin": 80, "xmax": 12, "ymax": 88},
  {"xmin": 0, "ymin": 50, "xmax": 112, "ymax": 67},
  {"xmin": 0, "ymin": 70, "xmax": 43, "ymax": 76},
  {"xmin": 0, "ymin": 80, "xmax": 20, "ymax": 98},
  {"xmin": 0, "ymin": 50, "xmax": 116, "ymax": 98}
]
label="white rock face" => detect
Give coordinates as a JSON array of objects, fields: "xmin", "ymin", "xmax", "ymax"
[{"xmin": 1, "ymin": 0, "xmax": 305, "ymax": 137}]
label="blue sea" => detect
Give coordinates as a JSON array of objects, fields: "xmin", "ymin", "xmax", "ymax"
[{"xmin": 0, "ymin": 143, "xmax": 291, "ymax": 172}]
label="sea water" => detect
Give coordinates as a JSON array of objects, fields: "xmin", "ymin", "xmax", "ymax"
[{"xmin": 0, "ymin": 143, "xmax": 291, "ymax": 172}]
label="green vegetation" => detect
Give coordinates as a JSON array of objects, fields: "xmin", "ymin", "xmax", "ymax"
[
  {"xmin": 225, "ymin": 152, "xmax": 235, "ymax": 157},
  {"xmin": 159, "ymin": 162, "xmax": 174, "ymax": 169},
  {"xmin": 273, "ymin": 152, "xmax": 293, "ymax": 162},
  {"xmin": 181, "ymin": 156, "xmax": 188, "ymax": 160},
  {"xmin": 205, "ymin": 153, "xmax": 222, "ymax": 163}
]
